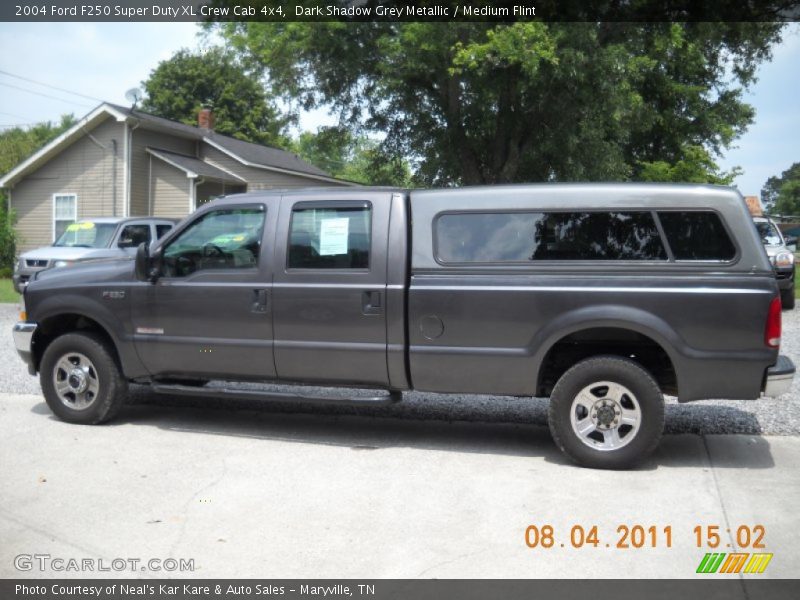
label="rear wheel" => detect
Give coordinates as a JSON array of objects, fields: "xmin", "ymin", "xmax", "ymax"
[
  {"xmin": 548, "ymin": 356, "xmax": 665, "ymax": 469},
  {"xmin": 40, "ymin": 332, "xmax": 128, "ymax": 424}
]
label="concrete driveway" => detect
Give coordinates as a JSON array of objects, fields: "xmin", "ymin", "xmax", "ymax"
[{"xmin": 1, "ymin": 392, "xmax": 799, "ymax": 579}]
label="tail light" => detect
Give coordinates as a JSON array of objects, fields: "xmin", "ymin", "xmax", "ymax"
[{"xmin": 765, "ymin": 296, "xmax": 782, "ymax": 348}]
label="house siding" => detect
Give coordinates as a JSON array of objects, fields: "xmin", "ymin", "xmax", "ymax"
[
  {"xmin": 10, "ymin": 118, "xmax": 125, "ymax": 252},
  {"xmin": 201, "ymin": 145, "xmax": 345, "ymax": 190},
  {"xmin": 130, "ymin": 127, "xmax": 196, "ymax": 217},
  {"xmin": 151, "ymin": 160, "xmax": 191, "ymax": 218}
]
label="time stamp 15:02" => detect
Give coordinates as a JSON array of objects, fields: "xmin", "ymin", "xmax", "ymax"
[{"xmin": 524, "ymin": 524, "xmax": 766, "ymax": 549}]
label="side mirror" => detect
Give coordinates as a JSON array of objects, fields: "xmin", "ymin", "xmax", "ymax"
[
  {"xmin": 785, "ymin": 235, "xmax": 797, "ymax": 247},
  {"xmin": 134, "ymin": 242, "xmax": 160, "ymax": 282}
]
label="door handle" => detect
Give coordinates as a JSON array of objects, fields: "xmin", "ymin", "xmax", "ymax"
[
  {"xmin": 362, "ymin": 290, "xmax": 382, "ymax": 315},
  {"xmin": 252, "ymin": 289, "xmax": 269, "ymax": 314}
]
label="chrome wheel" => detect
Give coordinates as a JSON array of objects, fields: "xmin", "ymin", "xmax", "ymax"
[
  {"xmin": 569, "ymin": 381, "xmax": 641, "ymax": 451},
  {"xmin": 52, "ymin": 352, "xmax": 100, "ymax": 410}
]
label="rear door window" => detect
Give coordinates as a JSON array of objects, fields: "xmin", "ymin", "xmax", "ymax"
[
  {"xmin": 288, "ymin": 204, "xmax": 371, "ymax": 269},
  {"xmin": 657, "ymin": 212, "xmax": 736, "ymax": 261}
]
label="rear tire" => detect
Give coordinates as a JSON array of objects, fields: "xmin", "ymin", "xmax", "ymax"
[
  {"xmin": 40, "ymin": 332, "xmax": 128, "ymax": 424},
  {"xmin": 781, "ymin": 286, "xmax": 795, "ymax": 310},
  {"xmin": 548, "ymin": 356, "xmax": 665, "ymax": 470}
]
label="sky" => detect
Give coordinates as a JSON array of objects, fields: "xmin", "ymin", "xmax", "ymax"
[{"xmin": 0, "ymin": 21, "xmax": 797, "ymax": 195}]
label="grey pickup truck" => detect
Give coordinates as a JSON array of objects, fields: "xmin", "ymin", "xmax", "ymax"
[{"xmin": 12, "ymin": 184, "xmax": 796, "ymax": 469}]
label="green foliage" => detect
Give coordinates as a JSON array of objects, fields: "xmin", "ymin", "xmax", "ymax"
[
  {"xmin": 763, "ymin": 162, "xmax": 800, "ymax": 216},
  {"xmin": 0, "ymin": 277, "xmax": 18, "ymax": 303},
  {"xmin": 0, "ymin": 114, "xmax": 77, "ymax": 268},
  {"xmin": 140, "ymin": 47, "xmax": 290, "ymax": 146},
  {"xmin": 218, "ymin": 19, "xmax": 782, "ymax": 185},
  {"xmin": 637, "ymin": 145, "xmax": 741, "ymax": 185},
  {"xmin": 293, "ymin": 127, "xmax": 412, "ymax": 186}
]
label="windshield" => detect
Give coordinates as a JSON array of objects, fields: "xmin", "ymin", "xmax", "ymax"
[
  {"xmin": 53, "ymin": 222, "xmax": 118, "ymax": 248},
  {"xmin": 755, "ymin": 221, "xmax": 783, "ymax": 246}
]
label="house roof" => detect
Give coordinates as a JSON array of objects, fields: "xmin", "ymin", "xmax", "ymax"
[
  {"xmin": 106, "ymin": 103, "xmax": 335, "ymax": 180},
  {"xmin": 0, "ymin": 102, "xmax": 352, "ymax": 188},
  {"xmin": 146, "ymin": 148, "xmax": 246, "ymax": 183}
]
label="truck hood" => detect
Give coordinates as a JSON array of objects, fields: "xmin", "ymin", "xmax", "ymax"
[
  {"xmin": 28, "ymin": 257, "xmax": 135, "ymax": 290},
  {"xmin": 21, "ymin": 246, "xmax": 116, "ymax": 261}
]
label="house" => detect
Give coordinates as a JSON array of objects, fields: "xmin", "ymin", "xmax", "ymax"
[{"xmin": 0, "ymin": 103, "xmax": 355, "ymax": 252}]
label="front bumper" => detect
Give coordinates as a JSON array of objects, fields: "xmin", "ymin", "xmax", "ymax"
[
  {"xmin": 12, "ymin": 321, "xmax": 37, "ymax": 375},
  {"xmin": 774, "ymin": 267, "xmax": 794, "ymax": 290},
  {"xmin": 763, "ymin": 355, "xmax": 795, "ymax": 398}
]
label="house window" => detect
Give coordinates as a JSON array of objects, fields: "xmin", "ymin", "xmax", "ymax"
[{"xmin": 53, "ymin": 194, "xmax": 78, "ymax": 241}]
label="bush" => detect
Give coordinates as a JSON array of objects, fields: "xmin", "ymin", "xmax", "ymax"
[
  {"xmin": 0, "ymin": 201, "xmax": 17, "ymax": 272},
  {"xmin": 0, "ymin": 267, "xmax": 11, "ymax": 279}
]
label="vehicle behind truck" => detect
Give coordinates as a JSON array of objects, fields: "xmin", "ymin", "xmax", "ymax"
[
  {"xmin": 13, "ymin": 216, "xmax": 177, "ymax": 292},
  {"xmin": 12, "ymin": 184, "xmax": 796, "ymax": 469}
]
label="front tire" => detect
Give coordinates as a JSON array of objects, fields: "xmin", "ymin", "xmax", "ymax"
[
  {"xmin": 40, "ymin": 332, "xmax": 128, "ymax": 424},
  {"xmin": 548, "ymin": 356, "xmax": 665, "ymax": 470}
]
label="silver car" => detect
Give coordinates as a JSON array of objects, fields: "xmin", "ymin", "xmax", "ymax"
[
  {"xmin": 753, "ymin": 216, "xmax": 796, "ymax": 309},
  {"xmin": 13, "ymin": 217, "xmax": 177, "ymax": 293}
]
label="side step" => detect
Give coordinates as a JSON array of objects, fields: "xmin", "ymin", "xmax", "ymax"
[{"xmin": 151, "ymin": 383, "xmax": 403, "ymax": 406}]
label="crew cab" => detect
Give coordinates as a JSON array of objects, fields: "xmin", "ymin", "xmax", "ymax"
[
  {"xmin": 12, "ymin": 184, "xmax": 796, "ymax": 469},
  {"xmin": 12, "ymin": 216, "xmax": 177, "ymax": 292}
]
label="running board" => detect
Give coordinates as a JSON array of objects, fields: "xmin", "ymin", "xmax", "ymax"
[{"xmin": 151, "ymin": 383, "xmax": 403, "ymax": 405}]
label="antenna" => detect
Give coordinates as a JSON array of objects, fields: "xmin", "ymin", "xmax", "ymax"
[{"xmin": 124, "ymin": 87, "xmax": 143, "ymax": 109}]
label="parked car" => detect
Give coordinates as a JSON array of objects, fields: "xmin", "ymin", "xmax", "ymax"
[
  {"xmin": 753, "ymin": 216, "xmax": 796, "ymax": 309},
  {"xmin": 12, "ymin": 217, "xmax": 178, "ymax": 293},
  {"xmin": 12, "ymin": 184, "xmax": 795, "ymax": 469}
]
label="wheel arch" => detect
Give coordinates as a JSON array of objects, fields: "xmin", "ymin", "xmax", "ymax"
[{"xmin": 531, "ymin": 306, "xmax": 683, "ymax": 397}]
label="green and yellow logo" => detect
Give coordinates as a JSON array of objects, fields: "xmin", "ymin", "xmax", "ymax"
[{"xmin": 696, "ymin": 552, "xmax": 773, "ymax": 574}]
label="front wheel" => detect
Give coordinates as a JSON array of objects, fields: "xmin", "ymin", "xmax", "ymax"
[
  {"xmin": 548, "ymin": 356, "xmax": 665, "ymax": 469},
  {"xmin": 40, "ymin": 332, "xmax": 128, "ymax": 424}
]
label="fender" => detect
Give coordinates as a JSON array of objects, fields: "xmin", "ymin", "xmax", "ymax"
[
  {"xmin": 31, "ymin": 292, "xmax": 149, "ymax": 379},
  {"xmin": 528, "ymin": 304, "xmax": 686, "ymax": 385}
]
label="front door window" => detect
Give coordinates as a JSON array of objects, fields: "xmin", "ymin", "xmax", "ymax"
[{"xmin": 162, "ymin": 207, "xmax": 265, "ymax": 277}]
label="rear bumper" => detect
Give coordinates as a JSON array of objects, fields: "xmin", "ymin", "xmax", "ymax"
[
  {"xmin": 12, "ymin": 321, "xmax": 37, "ymax": 376},
  {"xmin": 763, "ymin": 355, "xmax": 795, "ymax": 398}
]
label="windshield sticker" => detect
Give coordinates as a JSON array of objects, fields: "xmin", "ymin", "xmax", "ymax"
[
  {"xmin": 66, "ymin": 222, "xmax": 95, "ymax": 232},
  {"xmin": 319, "ymin": 218, "xmax": 349, "ymax": 255}
]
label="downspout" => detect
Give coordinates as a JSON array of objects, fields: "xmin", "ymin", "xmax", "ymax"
[
  {"xmin": 148, "ymin": 153, "xmax": 153, "ymax": 216},
  {"xmin": 80, "ymin": 128, "xmax": 117, "ymax": 216},
  {"xmin": 191, "ymin": 177, "xmax": 205, "ymax": 213},
  {"xmin": 125, "ymin": 119, "xmax": 140, "ymax": 217}
]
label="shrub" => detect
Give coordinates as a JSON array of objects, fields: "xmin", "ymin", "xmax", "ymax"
[{"xmin": 0, "ymin": 202, "xmax": 17, "ymax": 272}]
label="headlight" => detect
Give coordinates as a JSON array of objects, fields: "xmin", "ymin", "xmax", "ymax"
[
  {"xmin": 773, "ymin": 252, "xmax": 795, "ymax": 268},
  {"xmin": 53, "ymin": 260, "xmax": 74, "ymax": 268},
  {"xmin": 15, "ymin": 258, "xmax": 21, "ymax": 273}
]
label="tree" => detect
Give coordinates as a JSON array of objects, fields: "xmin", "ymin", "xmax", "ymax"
[
  {"xmin": 763, "ymin": 162, "xmax": 800, "ymax": 216},
  {"xmin": 218, "ymin": 18, "xmax": 783, "ymax": 185},
  {"xmin": 637, "ymin": 145, "xmax": 741, "ymax": 185},
  {"xmin": 0, "ymin": 114, "xmax": 77, "ymax": 271},
  {"xmin": 140, "ymin": 47, "xmax": 290, "ymax": 146},
  {"xmin": 293, "ymin": 126, "xmax": 412, "ymax": 186}
]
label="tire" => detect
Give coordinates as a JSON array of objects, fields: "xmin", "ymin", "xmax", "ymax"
[
  {"xmin": 781, "ymin": 286, "xmax": 795, "ymax": 310},
  {"xmin": 548, "ymin": 356, "xmax": 665, "ymax": 470},
  {"xmin": 40, "ymin": 332, "xmax": 128, "ymax": 424}
]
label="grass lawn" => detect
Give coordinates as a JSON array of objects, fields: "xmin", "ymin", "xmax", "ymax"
[{"xmin": 0, "ymin": 278, "xmax": 19, "ymax": 304}]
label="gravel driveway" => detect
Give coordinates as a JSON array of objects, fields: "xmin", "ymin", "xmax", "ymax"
[{"xmin": 2, "ymin": 302, "xmax": 798, "ymax": 435}]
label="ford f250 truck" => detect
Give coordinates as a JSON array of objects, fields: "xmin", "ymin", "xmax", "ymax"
[{"xmin": 12, "ymin": 184, "xmax": 796, "ymax": 469}]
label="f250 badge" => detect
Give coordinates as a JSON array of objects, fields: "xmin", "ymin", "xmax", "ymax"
[{"xmin": 101, "ymin": 290, "xmax": 126, "ymax": 300}]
